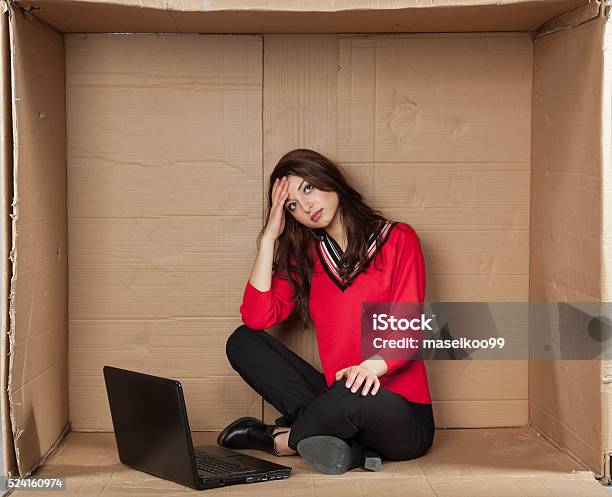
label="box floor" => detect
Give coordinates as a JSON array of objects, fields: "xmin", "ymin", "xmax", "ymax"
[{"xmin": 20, "ymin": 427, "xmax": 610, "ymax": 496}]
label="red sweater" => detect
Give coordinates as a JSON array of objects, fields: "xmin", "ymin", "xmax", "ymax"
[{"xmin": 239, "ymin": 221, "xmax": 432, "ymax": 404}]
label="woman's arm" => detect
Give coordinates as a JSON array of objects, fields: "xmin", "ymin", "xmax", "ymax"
[
  {"xmin": 248, "ymin": 236, "xmax": 276, "ymax": 292},
  {"xmin": 360, "ymin": 355, "xmax": 388, "ymax": 376},
  {"xmin": 240, "ymin": 237, "xmax": 296, "ymax": 330},
  {"xmin": 382, "ymin": 223, "xmax": 426, "ymax": 376},
  {"xmin": 240, "ymin": 176, "xmax": 296, "ymax": 329}
]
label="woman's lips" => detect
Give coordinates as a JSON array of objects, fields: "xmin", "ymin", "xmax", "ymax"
[{"xmin": 311, "ymin": 209, "xmax": 323, "ymax": 221}]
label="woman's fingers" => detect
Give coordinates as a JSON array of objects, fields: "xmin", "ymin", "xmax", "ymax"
[
  {"xmin": 350, "ymin": 373, "xmax": 366, "ymax": 393},
  {"xmin": 276, "ymin": 190, "xmax": 288, "ymax": 220},
  {"xmin": 345, "ymin": 367, "xmax": 359, "ymax": 389},
  {"xmin": 281, "ymin": 181, "xmax": 288, "ymax": 206},
  {"xmin": 263, "ymin": 177, "xmax": 289, "ymax": 241},
  {"xmin": 361, "ymin": 377, "xmax": 374, "ymax": 396},
  {"xmin": 280, "ymin": 177, "xmax": 289, "ymax": 209},
  {"xmin": 341, "ymin": 366, "xmax": 380, "ymax": 395},
  {"xmin": 271, "ymin": 177, "xmax": 282, "ymax": 206},
  {"xmin": 272, "ymin": 177, "xmax": 288, "ymax": 210},
  {"xmin": 370, "ymin": 378, "xmax": 380, "ymax": 396}
]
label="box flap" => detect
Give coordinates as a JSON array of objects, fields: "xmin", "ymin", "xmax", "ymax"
[
  {"xmin": 601, "ymin": 0, "xmax": 612, "ymax": 484},
  {"xmin": 530, "ymin": 3, "xmax": 608, "ymax": 476},
  {"xmin": 13, "ymin": 0, "xmax": 588, "ymax": 34},
  {"xmin": 6, "ymin": 5, "xmax": 68, "ymax": 476},
  {"xmin": 0, "ymin": 1, "xmax": 17, "ymax": 479}
]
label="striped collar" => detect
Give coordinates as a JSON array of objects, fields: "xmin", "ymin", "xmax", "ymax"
[{"xmin": 315, "ymin": 221, "xmax": 396, "ymax": 292}]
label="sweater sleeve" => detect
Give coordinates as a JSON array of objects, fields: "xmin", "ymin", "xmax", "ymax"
[
  {"xmin": 383, "ymin": 223, "xmax": 427, "ymax": 376},
  {"xmin": 239, "ymin": 271, "xmax": 296, "ymax": 330}
]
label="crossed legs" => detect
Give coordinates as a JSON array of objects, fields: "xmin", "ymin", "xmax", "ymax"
[{"xmin": 226, "ymin": 325, "xmax": 432, "ymax": 460}]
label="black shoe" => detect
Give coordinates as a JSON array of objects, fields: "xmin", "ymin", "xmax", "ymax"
[
  {"xmin": 217, "ymin": 417, "xmax": 288, "ymax": 456},
  {"xmin": 296, "ymin": 436, "xmax": 382, "ymax": 475}
]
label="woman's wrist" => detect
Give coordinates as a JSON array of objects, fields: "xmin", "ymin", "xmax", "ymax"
[
  {"xmin": 259, "ymin": 236, "xmax": 276, "ymax": 248},
  {"xmin": 359, "ymin": 356, "xmax": 388, "ymax": 377}
]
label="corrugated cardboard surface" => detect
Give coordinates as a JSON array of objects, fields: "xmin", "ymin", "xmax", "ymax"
[
  {"xmin": 66, "ymin": 30, "xmax": 533, "ymax": 432},
  {"xmin": 603, "ymin": 0, "xmax": 612, "ymax": 481},
  {"xmin": 337, "ymin": 34, "xmax": 532, "ymax": 305},
  {"xmin": 66, "ymin": 33, "xmax": 264, "ymax": 431},
  {"xmin": 604, "ymin": 1, "xmax": 612, "ymax": 307},
  {"xmin": 260, "ymin": 33, "xmax": 337, "ymax": 427},
  {"xmin": 261, "ymin": 32, "xmax": 532, "ymax": 427},
  {"xmin": 0, "ymin": 3, "xmax": 17, "ymax": 479},
  {"xmin": 20, "ymin": 428, "xmax": 610, "ymax": 496},
  {"xmin": 530, "ymin": 14, "xmax": 605, "ymax": 473},
  {"xmin": 3, "ymin": 0, "xmax": 610, "ymax": 484},
  {"xmin": 7, "ymin": 6, "xmax": 68, "ymax": 476},
  {"xmin": 15, "ymin": 0, "xmax": 587, "ymax": 33}
]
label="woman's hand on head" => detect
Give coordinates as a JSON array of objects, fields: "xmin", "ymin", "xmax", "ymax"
[
  {"xmin": 335, "ymin": 364, "xmax": 380, "ymax": 396},
  {"xmin": 263, "ymin": 176, "xmax": 289, "ymax": 242}
]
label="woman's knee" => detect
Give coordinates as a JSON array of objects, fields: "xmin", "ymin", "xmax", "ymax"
[
  {"xmin": 327, "ymin": 379, "xmax": 376, "ymax": 406},
  {"xmin": 226, "ymin": 325, "xmax": 259, "ymax": 366},
  {"xmin": 314, "ymin": 380, "xmax": 362, "ymax": 420}
]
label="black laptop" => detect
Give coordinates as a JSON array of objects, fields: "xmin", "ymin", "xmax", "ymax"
[{"xmin": 103, "ymin": 366, "xmax": 292, "ymax": 490}]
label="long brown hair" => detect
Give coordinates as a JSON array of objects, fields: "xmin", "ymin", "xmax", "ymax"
[{"xmin": 257, "ymin": 149, "xmax": 391, "ymax": 325}]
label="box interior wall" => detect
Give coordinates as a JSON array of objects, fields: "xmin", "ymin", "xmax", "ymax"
[{"xmin": 1, "ymin": 0, "xmax": 610, "ymax": 483}]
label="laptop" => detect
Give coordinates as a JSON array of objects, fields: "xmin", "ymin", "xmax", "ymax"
[{"xmin": 103, "ymin": 366, "xmax": 292, "ymax": 490}]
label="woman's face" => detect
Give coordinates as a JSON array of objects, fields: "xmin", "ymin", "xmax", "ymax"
[{"xmin": 282, "ymin": 174, "xmax": 340, "ymax": 229}]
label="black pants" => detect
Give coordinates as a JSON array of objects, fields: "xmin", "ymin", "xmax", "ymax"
[{"xmin": 226, "ymin": 325, "xmax": 435, "ymax": 460}]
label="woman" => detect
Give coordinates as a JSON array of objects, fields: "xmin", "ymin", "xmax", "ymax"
[{"xmin": 217, "ymin": 149, "xmax": 434, "ymax": 474}]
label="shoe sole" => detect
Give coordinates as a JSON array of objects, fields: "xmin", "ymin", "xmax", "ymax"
[
  {"xmin": 297, "ymin": 436, "xmax": 382, "ymax": 475},
  {"xmin": 216, "ymin": 416, "xmax": 262, "ymax": 447},
  {"xmin": 297, "ymin": 436, "xmax": 353, "ymax": 475}
]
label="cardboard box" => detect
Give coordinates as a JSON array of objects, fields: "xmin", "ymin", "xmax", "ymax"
[{"xmin": 0, "ymin": 0, "xmax": 611, "ymax": 494}]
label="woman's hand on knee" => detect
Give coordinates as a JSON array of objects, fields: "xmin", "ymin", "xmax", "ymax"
[{"xmin": 334, "ymin": 365, "xmax": 380, "ymax": 396}]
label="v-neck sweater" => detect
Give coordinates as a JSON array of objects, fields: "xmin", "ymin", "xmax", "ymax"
[{"xmin": 239, "ymin": 221, "xmax": 432, "ymax": 405}]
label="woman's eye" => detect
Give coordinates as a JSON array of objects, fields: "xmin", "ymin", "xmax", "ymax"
[
  {"xmin": 287, "ymin": 202, "xmax": 296, "ymax": 211},
  {"xmin": 305, "ymin": 184, "xmax": 313, "ymax": 193}
]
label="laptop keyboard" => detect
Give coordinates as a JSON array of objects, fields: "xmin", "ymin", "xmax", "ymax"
[{"xmin": 194, "ymin": 451, "xmax": 256, "ymax": 475}]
